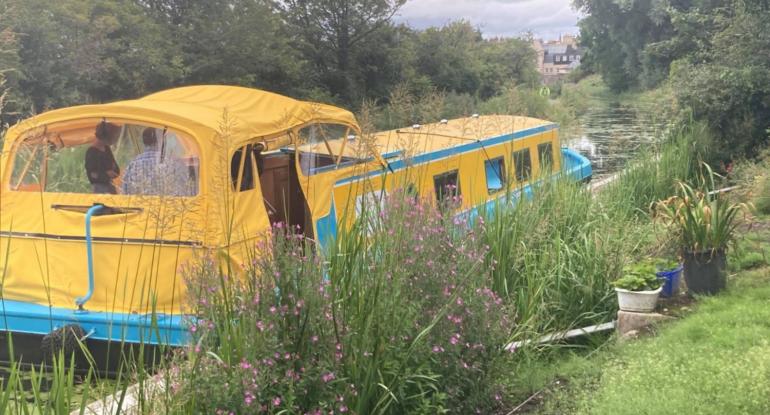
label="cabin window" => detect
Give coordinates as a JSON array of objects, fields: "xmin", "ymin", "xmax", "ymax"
[
  {"xmin": 231, "ymin": 143, "xmax": 263, "ymax": 192},
  {"xmin": 10, "ymin": 121, "xmax": 200, "ymax": 196},
  {"xmin": 513, "ymin": 149, "xmax": 532, "ymax": 182},
  {"xmin": 433, "ymin": 170, "xmax": 461, "ymax": 206},
  {"xmin": 538, "ymin": 142, "xmax": 554, "ymax": 172},
  {"xmin": 296, "ymin": 123, "xmax": 364, "ymax": 176},
  {"xmin": 404, "ymin": 183, "xmax": 419, "ymax": 199},
  {"xmin": 485, "ymin": 157, "xmax": 506, "ymax": 194}
]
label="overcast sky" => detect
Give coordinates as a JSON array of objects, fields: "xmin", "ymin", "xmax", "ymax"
[{"xmin": 394, "ymin": 0, "xmax": 582, "ymax": 40}]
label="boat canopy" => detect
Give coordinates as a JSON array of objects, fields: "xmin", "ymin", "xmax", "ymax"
[{"xmin": 3, "ymin": 85, "xmax": 360, "ymax": 153}]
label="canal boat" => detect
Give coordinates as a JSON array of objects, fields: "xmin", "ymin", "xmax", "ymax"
[{"xmin": 0, "ymin": 85, "xmax": 591, "ymax": 372}]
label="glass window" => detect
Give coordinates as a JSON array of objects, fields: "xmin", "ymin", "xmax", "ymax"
[
  {"xmin": 484, "ymin": 157, "xmax": 506, "ymax": 194},
  {"xmin": 297, "ymin": 123, "xmax": 363, "ymax": 176},
  {"xmin": 513, "ymin": 149, "xmax": 532, "ymax": 182},
  {"xmin": 10, "ymin": 120, "xmax": 200, "ymax": 196},
  {"xmin": 433, "ymin": 170, "xmax": 461, "ymax": 205},
  {"xmin": 231, "ymin": 143, "xmax": 263, "ymax": 192},
  {"xmin": 538, "ymin": 142, "xmax": 554, "ymax": 172}
]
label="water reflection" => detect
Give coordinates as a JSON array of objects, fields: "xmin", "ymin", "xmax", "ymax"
[{"xmin": 563, "ymin": 100, "xmax": 665, "ymax": 179}]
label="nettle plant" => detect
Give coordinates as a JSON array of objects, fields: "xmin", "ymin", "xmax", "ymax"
[{"xmin": 613, "ymin": 262, "xmax": 664, "ymax": 292}]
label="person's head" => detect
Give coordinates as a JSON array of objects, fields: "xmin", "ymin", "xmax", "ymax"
[
  {"xmin": 142, "ymin": 128, "xmax": 158, "ymax": 148},
  {"xmin": 95, "ymin": 121, "xmax": 121, "ymax": 145}
]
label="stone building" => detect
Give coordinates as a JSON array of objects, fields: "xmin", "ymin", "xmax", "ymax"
[{"xmin": 533, "ymin": 35, "xmax": 584, "ymax": 84}]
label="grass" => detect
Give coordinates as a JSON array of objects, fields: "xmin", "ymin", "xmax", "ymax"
[{"xmin": 530, "ymin": 214, "xmax": 770, "ymax": 415}]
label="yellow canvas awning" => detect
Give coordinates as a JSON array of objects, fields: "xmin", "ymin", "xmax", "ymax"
[{"xmin": 3, "ymin": 85, "xmax": 360, "ymax": 153}]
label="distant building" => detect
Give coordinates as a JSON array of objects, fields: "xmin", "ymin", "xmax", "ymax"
[{"xmin": 533, "ymin": 35, "xmax": 584, "ymax": 84}]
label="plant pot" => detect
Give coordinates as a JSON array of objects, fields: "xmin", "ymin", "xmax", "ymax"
[
  {"xmin": 683, "ymin": 249, "xmax": 726, "ymax": 296},
  {"xmin": 615, "ymin": 286, "xmax": 662, "ymax": 313},
  {"xmin": 656, "ymin": 265, "xmax": 683, "ymax": 297}
]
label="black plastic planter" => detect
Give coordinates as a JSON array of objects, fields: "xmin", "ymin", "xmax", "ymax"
[{"xmin": 683, "ymin": 249, "xmax": 727, "ymax": 295}]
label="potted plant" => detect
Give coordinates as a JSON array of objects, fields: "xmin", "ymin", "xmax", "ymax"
[
  {"xmin": 613, "ymin": 262, "xmax": 664, "ymax": 313},
  {"xmin": 655, "ymin": 258, "xmax": 683, "ymax": 297},
  {"xmin": 654, "ymin": 173, "xmax": 750, "ymax": 295}
]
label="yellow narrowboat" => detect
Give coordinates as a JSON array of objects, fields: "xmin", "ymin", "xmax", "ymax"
[{"xmin": 0, "ymin": 85, "xmax": 591, "ymax": 369}]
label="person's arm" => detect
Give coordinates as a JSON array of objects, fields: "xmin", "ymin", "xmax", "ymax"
[
  {"xmin": 120, "ymin": 163, "xmax": 131, "ymax": 195},
  {"xmin": 84, "ymin": 148, "xmax": 101, "ymax": 181},
  {"xmin": 108, "ymin": 149, "xmax": 120, "ymax": 178}
]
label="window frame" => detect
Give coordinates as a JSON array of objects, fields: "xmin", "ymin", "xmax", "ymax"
[
  {"xmin": 537, "ymin": 142, "xmax": 554, "ymax": 173},
  {"xmin": 8, "ymin": 119, "xmax": 202, "ymax": 197},
  {"xmin": 295, "ymin": 123, "xmax": 364, "ymax": 176},
  {"xmin": 512, "ymin": 148, "xmax": 532, "ymax": 183},
  {"xmin": 484, "ymin": 157, "xmax": 506, "ymax": 195},
  {"xmin": 433, "ymin": 169, "xmax": 461, "ymax": 205}
]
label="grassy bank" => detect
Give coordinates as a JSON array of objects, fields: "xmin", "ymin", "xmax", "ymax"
[{"xmin": 535, "ymin": 257, "xmax": 770, "ymax": 414}]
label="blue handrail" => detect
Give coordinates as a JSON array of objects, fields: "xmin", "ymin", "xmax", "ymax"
[{"xmin": 76, "ymin": 204, "xmax": 104, "ymax": 310}]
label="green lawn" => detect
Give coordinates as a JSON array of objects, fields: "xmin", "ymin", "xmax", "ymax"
[{"xmin": 534, "ymin": 266, "xmax": 770, "ymax": 414}]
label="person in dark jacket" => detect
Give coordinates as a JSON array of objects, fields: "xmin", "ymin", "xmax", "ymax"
[{"xmin": 85, "ymin": 121, "xmax": 121, "ymax": 194}]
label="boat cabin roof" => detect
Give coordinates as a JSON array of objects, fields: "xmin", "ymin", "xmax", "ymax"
[
  {"xmin": 295, "ymin": 115, "xmax": 556, "ymax": 161},
  {"xmin": 4, "ymin": 85, "xmax": 359, "ymax": 153}
]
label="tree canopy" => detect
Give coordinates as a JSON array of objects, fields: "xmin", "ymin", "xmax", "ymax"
[
  {"xmin": 576, "ymin": 0, "xmax": 770, "ymax": 154},
  {"xmin": 0, "ymin": 0, "xmax": 539, "ymax": 125}
]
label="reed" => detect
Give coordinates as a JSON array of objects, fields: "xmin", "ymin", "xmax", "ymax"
[{"xmin": 481, "ymin": 178, "xmax": 630, "ymax": 338}]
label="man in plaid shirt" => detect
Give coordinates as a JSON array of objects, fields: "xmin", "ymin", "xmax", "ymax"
[{"xmin": 122, "ymin": 128, "xmax": 191, "ymax": 196}]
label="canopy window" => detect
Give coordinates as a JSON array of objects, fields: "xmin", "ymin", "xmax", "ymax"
[
  {"xmin": 10, "ymin": 120, "xmax": 201, "ymax": 197},
  {"xmin": 485, "ymin": 157, "xmax": 506, "ymax": 194},
  {"xmin": 538, "ymin": 142, "xmax": 554, "ymax": 172},
  {"xmin": 296, "ymin": 123, "xmax": 368, "ymax": 176}
]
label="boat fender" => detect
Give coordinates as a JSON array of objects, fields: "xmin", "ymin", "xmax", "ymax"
[{"xmin": 40, "ymin": 324, "xmax": 86, "ymax": 363}]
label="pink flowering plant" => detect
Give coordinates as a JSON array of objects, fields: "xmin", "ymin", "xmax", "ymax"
[{"xmin": 172, "ymin": 191, "xmax": 515, "ymax": 414}]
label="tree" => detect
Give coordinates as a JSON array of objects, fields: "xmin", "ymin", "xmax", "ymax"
[
  {"xmin": 413, "ymin": 21, "xmax": 484, "ymax": 96},
  {"xmin": 574, "ymin": 0, "xmax": 685, "ymax": 91},
  {"xmin": 670, "ymin": 2, "xmax": 770, "ymax": 154},
  {"xmin": 7, "ymin": 0, "xmax": 184, "ymax": 111},
  {"xmin": 280, "ymin": 0, "xmax": 407, "ymax": 103},
  {"xmin": 138, "ymin": 0, "xmax": 308, "ymax": 96},
  {"xmin": 0, "ymin": 3, "xmax": 19, "ymax": 124}
]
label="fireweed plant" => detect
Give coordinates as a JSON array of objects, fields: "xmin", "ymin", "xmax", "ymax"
[{"xmin": 175, "ymin": 192, "xmax": 514, "ymax": 414}]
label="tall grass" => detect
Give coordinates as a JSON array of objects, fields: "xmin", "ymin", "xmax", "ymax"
[
  {"xmin": 481, "ymin": 179, "xmax": 631, "ymax": 338},
  {"xmin": 600, "ymin": 122, "xmax": 710, "ymax": 215}
]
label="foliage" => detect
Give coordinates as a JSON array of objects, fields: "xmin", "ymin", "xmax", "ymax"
[
  {"xmin": 654, "ymin": 257, "xmax": 680, "ymax": 271},
  {"xmin": 613, "ymin": 262, "xmax": 662, "ymax": 291},
  {"xmin": 600, "ymin": 122, "xmax": 707, "ymax": 215},
  {"xmin": 654, "ymin": 166, "xmax": 751, "ymax": 252},
  {"xmin": 574, "ymin": 0, "xmax": 682, "ymax": 92},
  {"xmin": 577, "ymin": 0, "xmax": 770, "ymax": 156},
  {"xmin": 176, "ymin": 195, "xmax": 514, "ymax": 414},
  {"xmin": 481, "ymin": 177, "xmax": 630, "ymax": 335},
  {"xmin": 2, "ymin": 1, "xmax": 539, "ymax": 118}
]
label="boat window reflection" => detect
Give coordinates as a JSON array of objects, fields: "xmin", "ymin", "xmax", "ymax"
[
  {"xmin": 513, "ymin": 148, "xmax": 532, "ymax": 182},
  {"xmin": 538, "ymin": 142, "xmax": 554, "ymax": 172},
  {"xmin": 485, "ymin": 157, "xmax": 506, "ymax": 194}
]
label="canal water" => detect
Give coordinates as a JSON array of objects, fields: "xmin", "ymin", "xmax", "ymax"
[{"xmin": 562, "ymin": 98, "xmax": 667, "ymax": 179}]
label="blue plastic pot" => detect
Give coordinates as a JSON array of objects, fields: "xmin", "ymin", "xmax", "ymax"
[{"xmin": 656, "ymin": 265, "xmax": 683, "ymax": 297}]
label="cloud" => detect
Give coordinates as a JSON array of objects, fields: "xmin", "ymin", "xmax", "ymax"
[{"xmin": 394, "ymin": 0, "xmax": 581, "ymax": 40}]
